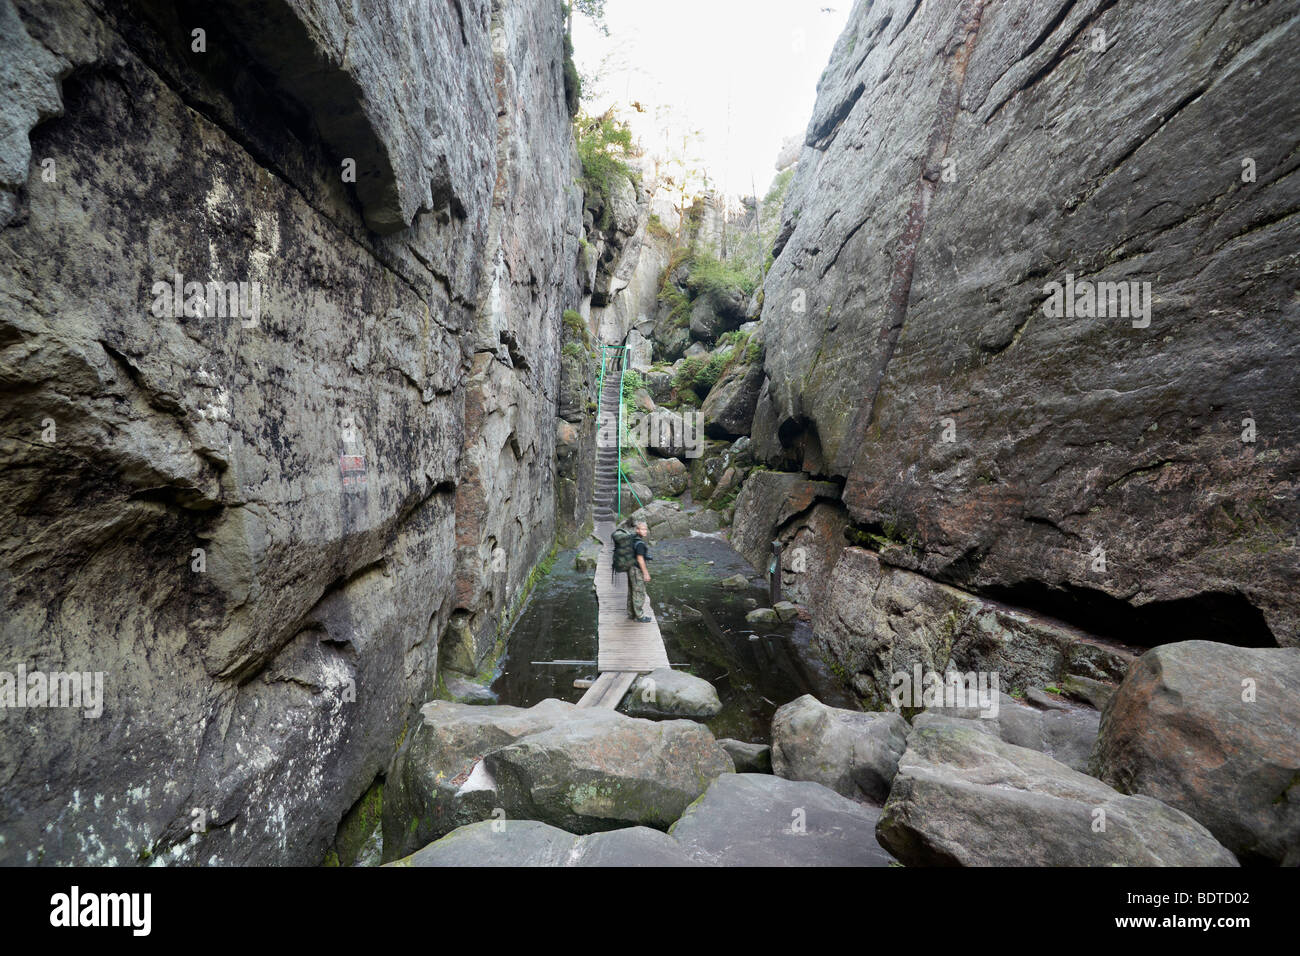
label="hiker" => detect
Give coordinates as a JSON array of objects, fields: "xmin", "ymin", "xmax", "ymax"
[{"xmin": 613, "ymin": 520, "xmax": 653, "ymax": 623}]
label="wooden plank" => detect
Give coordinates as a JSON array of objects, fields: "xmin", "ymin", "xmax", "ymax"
[
  {"xmin": 591, "ymin": 519, "xmax": 670, "ymax": 674},
  {"xmin": 576, "ymin": 671, "xmax": 618, "ymax": 708},
  {"xmin": 575, "ymin": 670, "xmax": 637, "ymax": 709}
]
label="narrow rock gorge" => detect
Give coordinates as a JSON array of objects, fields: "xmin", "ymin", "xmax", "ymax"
[{"xmin": 1, "ymin": 0, "xmax": 1296, "ymax": 873}]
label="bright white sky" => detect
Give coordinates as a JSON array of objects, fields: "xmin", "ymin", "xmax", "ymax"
[{"xmin": 572, "ymin": 0, "xmax": 853, "ymax": 200}]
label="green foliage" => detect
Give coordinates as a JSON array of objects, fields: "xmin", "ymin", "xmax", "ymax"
[
  {"xmin": 562, "ymin": 308, "xmax": 589, "ymax": 341},
  {"xmin": 621, "ymin": 369, "xmax": 645, "ymax": 399},
  {"xmin": 687, "ymin": 251, "xmax": 756, "ymax": 298},
  {"xmin": 671, "ymin": 349, "xmax": 731, "ymax": 398},
  {"xmin": 561, "ymin": 341, "xmax": 587, "ymax": 360},
  {"xmin": 562, "ymin": 31, "xmax": 580, "ymax": 117},
  {"xmin": 671, "ymin": 356, "xmax": 704, "ymax": 392},
  {"xmin": 575, "ymin": 112, "xmax": 636, "ymax": 222},
  {"xmin": 647, "ymin": 213, "xmax": 672, "ymax": 242},
  {"xmin": 568, "ymin": 0, "xmax": 608, "ymax": 34},
  {"xmin": 723, "ymin": 166, "xmax": 797, "ymax": 294}
]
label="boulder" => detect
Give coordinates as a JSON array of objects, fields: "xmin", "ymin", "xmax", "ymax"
[
  {"xmin": 710, "ymin": 467, "xmax": 743, "ymax": 505},
  {"xmin": 720, "ymin": 574, "xmax": 750, "ymax": 590},
  {"xmin": 624, "ymin": 668, "xmax": 723, "ymax": 718},
  {"xmin": 878, "ymin": 717, "xmax": 1238, "ymax": 867},
  {"xmin": 575, "ymin": 540, "xmax": 600, "ymax": 573},
  {"xmin": 646, "ymin": 369, "xmax": 675, "ymax": 403},
  {"xmin": 382, "ymin": 699, "xmax": 579, "ymax": 860},
  {"xmin": 772, "ymin": 601, "xmax": 800, "ymax": 623},
  {"xmin": 482, "ymin": 710, "xmax": 733, "ymax": 833},
  {"xmin": 628, "ymin": 407, "xmax": 701, "ymax": 459},
  {"xmin": 687, "ymin": 440, "xmax": 734, "ymax": 501},
  {"xmin": 669, "ymin": 773, "xmax": 894, "ymax": 866},
  {"xmin": 747, "ymin": 608, "xmax": 779, "ymax": 625},
  {"xmin": 1089, "ymin": 641, "xmax": 1300, "ymax": 865},
  {"xmin": 700, "ymin": 357, "xmax": 764, "ymax": 439},
  {"xmin": 770, "ymin": 695, "xmax": 908, "ymax": 803},
  {"xmin": 390, "ymin": 819, "xmax": 701, "ymax": 867},
  {"xmin": 650, "ymin": 315, "xmax": 691, "ymax": 363},
  {"xmin": 918, "ymin": 692, "xmax": 1100, "ymax": 774},
  {"xmin": 646, "ymin": 457, "xmax": 688, "ymax": 496},
  {"xmin": 630, "ymin": 500, "xmax": 723, "ymax": 540},
  {"xmin": 718, "ymin": 739, "xmax": 773, "ymax": 774},
  {"xmin": 441, "ymin": 675, "xmax": 498, "ymax": 705},
  {"xmin": 626, "ymin": 328, "xmax": 653, "ymax": 372},
  {"xmin": 1059, "ymin": 674, "xmax": 1115, "ymax": 711}
]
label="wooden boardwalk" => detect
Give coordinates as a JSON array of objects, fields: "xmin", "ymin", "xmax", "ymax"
[{"xmin": 576, "ymin": 519, "xmax": 670, "ymax": 709}]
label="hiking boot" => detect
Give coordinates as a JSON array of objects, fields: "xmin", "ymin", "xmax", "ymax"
[{"xmin": 637, "ymin": 616, "xmax": 652, "ymax": 623}]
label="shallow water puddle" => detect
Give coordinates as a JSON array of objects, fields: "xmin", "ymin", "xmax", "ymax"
[{"xmin": 492, "ymin": 532, "xmax": 855, "ymax": 744}]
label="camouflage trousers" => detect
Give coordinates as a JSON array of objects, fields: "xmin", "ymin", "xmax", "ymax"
[{"xmin": 626, "ymin": 568, "xmax": 648, "ymax": 619}]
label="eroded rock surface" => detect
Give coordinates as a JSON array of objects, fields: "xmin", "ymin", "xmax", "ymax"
[
  {"xmin": 1089, "ymin": 641, "xmax": 1300, "ymax": 865},
  {"xmin": 879, "ymin": 716, "xmax": 1238, "ymax": 867},
  {"xmin": 754, "ymin": 0, "xmax": 1299, "ymax": 643},
  {"xmin": 0, "ymin": 0, "xmax": 579, "ymax": 866}
]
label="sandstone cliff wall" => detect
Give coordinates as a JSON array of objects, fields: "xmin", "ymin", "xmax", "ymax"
[
  {"xmin": 751, "ymin": 0, "xmax": 1298, "ymax": 649},
  {"xmin": 0, "ymin": 0, "xmax": 579, "ymax": 864}
]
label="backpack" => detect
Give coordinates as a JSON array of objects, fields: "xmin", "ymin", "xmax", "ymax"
[{"xmin": 612, "ymin": 528, "xmax": 636, "ymax": 572}]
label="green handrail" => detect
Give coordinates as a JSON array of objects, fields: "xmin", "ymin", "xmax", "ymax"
[
  {"xmin": 616, "ymin": 345, "xmax": 627, "ymax": 518},
  {"xmin": 594, "ymin": 344, "xmax": 632, "ymax": 522}
]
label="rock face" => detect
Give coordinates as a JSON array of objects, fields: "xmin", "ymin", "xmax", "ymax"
[
  {"xmin": 0, "ymin": 0, "xmax": 580, "ymax": 865},
  {"xmin": 754, "ymin": 0, "xmax": 1299, "ymax": 644},
  {"xmin": 816, "ymin": 548, "xmax": 1136, "ymax": 708},
  {"xmin": 770, "ymin": 695, "xmax": 908, "ymax": 803},
  {"xmin": 879, "ymin": 717, "xmax": 1238, "ymax": 867},
  {"xmin": 669, "ymin": 773, "xmax": 894, "ymax": 867},
  {"xmin": 700, "ymin": 355, "xmax": 764, "ymax": 440},
  {"xmin": 1089, "ymin": 641, "xmax": 1300, "ymax": 865}
]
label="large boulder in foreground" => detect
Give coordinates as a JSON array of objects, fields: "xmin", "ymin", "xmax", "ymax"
[
  {"xmin": 624, "ymin": 668, "xmax": 722, "ymax": 718},
  {"xmin": 878, "ymin": 717, "xmax": 1237, "ymax": 867},
  {"xmin": 389, "ymin": 820, "xmax": 701, "ymax": 867},
  {"xmin": 381, "ymin": 699, "xmax": 578, "ymax": 861},
  {"xmin": 669, "ymin": 773, "xmax": 894, "ymax": 866},
  {"xmin": 920, "ymin": 692, "xmax": 1100, "ymax": 774},
  {"xmin": 770, "ymin": 695, "xmax": 908, "ymax": 803},
  {"xmin": 483, "ymin": 710, "xmax": 733, "ymax": 833},
  {"xmin": 1089, "ymin": 641, "xmax": 1300, "ymax": 865}
]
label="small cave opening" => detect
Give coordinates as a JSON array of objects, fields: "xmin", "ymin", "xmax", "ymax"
[{"xmin": 978, "ymin": 581, "xmax": 1277, "ymax": 650}]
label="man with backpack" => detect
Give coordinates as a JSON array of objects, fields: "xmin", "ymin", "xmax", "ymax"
[{"xmin": 612, "ymin": 520, "xmax": 653, "ymax": 623}]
